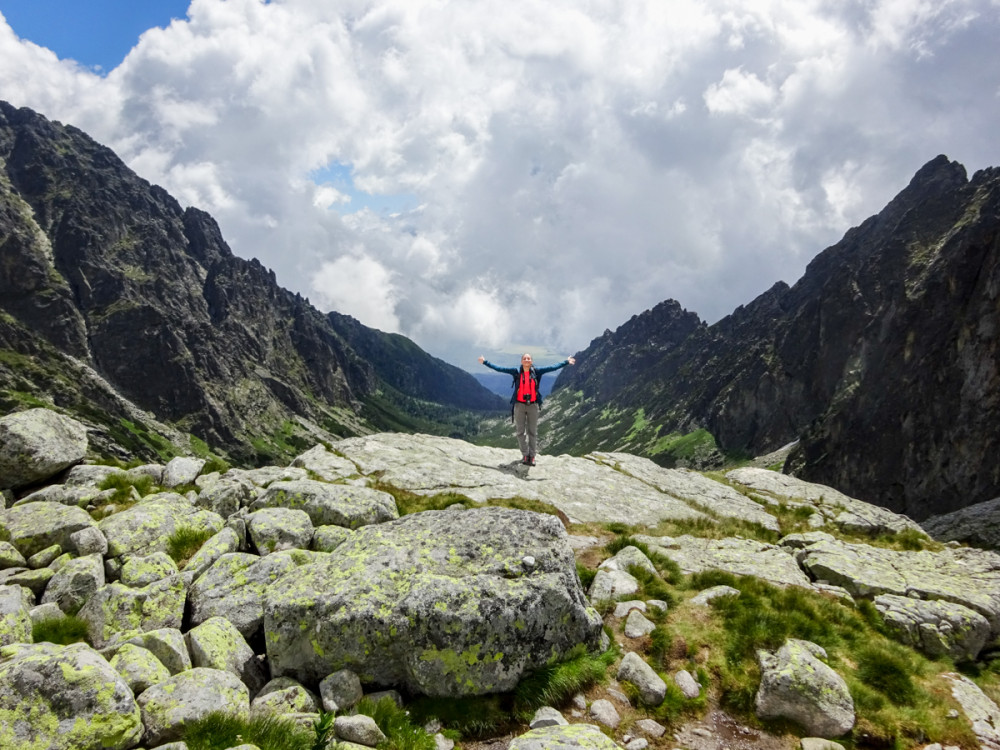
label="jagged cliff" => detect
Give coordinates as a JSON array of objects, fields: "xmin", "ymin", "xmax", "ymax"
[
  {"xmin": 544, "ymin": 156, "xmax": 1000, "ymax": 521},
  {"xmin": 0, "ymin": 101, "xmax": 503, "ymax": 464}
]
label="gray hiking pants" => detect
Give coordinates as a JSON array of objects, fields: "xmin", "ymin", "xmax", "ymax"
[{"xmin": 513, "ymin": 401, "xmax": 539, "ymax": 458}]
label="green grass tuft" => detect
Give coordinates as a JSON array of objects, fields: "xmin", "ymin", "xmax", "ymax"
[
  {"xmin": 97, "ymin": 472, "xmax": 155, "ymax": 506},
  {"xmin": 512, "ymin": 645, "xmax": 617, "ymax": 721},
  {"xmin": 856, "ymin": 643, "xmax": 919, "ymax": 706},
  {"xmin": 183, "ymin": 710, "xmax": 316, "ymax": 750},
  {"xmin": 354, "ymin": 696, "xmax": 435, "ymax": 750},
  {"xmin": 32, "ymin": 614, "xmax": 90, "ymax": 646},
  {"xmin": 166, "ymin": 526, "xmax": 216, "ymax": 566}
]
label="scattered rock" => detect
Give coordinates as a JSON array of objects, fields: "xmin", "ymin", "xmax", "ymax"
[{"xmin": 617, "ymin": 651, "xmax": 666, "ymax": 706}]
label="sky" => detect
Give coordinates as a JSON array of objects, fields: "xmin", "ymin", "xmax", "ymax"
[{"xmin": 1, "ymin": 1, "xmax": 999, "ymax": 371}]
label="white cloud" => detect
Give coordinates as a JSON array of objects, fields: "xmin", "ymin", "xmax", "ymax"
[
  {"xmin": 310, "ymin": 253, "xmax": 401, "ymax": 333},
  {"xmin": 2, "ymin": 0, "xmax": 999, "ymax": 368}
]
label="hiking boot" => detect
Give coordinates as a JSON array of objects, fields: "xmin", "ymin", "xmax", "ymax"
[
  {"xmin": 528, "ymin": 455, "xmax": 536, "ymax": 466},
  {"xmin": 522, "ymin": 455, "xmax": 530, "ymax": 465}
]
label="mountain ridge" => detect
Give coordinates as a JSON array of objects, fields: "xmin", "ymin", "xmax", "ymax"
[
  {"xmin": 0, "ymin": 101, "xmax": 504, "ymax": 465},
  {"xmin": 544, "ymin": 155, "xmax": 1000, "ymax": 521}
]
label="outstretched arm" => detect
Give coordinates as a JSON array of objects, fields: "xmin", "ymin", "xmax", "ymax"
[
  {"xmin": 536, "ymin": 356, "xmax": 576, "ymax": 375},
  {"xmin": 478, "ymin": 356, "xmax": 518, "ymax": 375}
]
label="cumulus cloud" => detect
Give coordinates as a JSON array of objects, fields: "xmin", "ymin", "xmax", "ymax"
[{"xmin": 1, "ymin": 0, "xmax": 999, "ymax": 368}]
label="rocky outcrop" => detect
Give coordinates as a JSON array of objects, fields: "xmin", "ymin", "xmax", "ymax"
[
  {"xmin": 0, "ymin": 408, "xmax": 88, "ymax": 490},
  {"xmin": 1, "ymin": 417, "xmax": 997, "ymax": 748},
  {"xmin": 544, "ymin": 156, "xmax": 1000, "ymax": 522}
]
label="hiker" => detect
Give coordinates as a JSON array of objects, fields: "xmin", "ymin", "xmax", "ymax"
[{"xmin": 478, "ymin": 353, "xmax": 576, "ymax": 465}]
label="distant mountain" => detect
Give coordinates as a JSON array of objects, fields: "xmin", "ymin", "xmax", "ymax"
[
  {"xmin": 0, "ymin": 101, "xmax": 504, "ymax": 465},
  {"xmin": 543, "ymin": 155, "xmax": 1000, "ymax": 521}
]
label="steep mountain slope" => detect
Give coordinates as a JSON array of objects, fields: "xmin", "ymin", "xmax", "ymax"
[
  {"xmin": 0, "ymin": 101, "xmax": 503, "ymax": 464},
  {"xmin": 543, "ymin": 156, "xmax": 1000, "ymax": 520}
]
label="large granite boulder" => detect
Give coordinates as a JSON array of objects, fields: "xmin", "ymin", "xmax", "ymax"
[
  {"xmin": 0, "ymin": 409, "xmax": 88, "ymax": 490},
  {"xmin": 77, "ymin": 575, "xmax": 186, "ymax": 648},
  {"xmin": 0, "ymin": 501, "xmax": 96, "ymax": 559},
  {"xmin": 189, "ymin": 549, "xmax": 322, "ymax": 639},
  {"xmin": 98, "ymin": 493, "xmax": 224, "ymax": 560},
  {"xmin": 137, "ymin": 667, "xmax": 250, "ymax": 746},
  {"xmin": 265, "ymin": 507, "xmax": 604, "ymax": 696},
  {"xmin": 874, "ymin": 594, "xmax": 990, "ymax": 662},
  {"xmin": 0, "ymin": 642, "xmax": 142, "ymax": 750},
  {"xmin": 249, "ymin": 479, "xmax": 398, "ymax": 529},
  {"xmin": 185, "ymin": 616, "xmax": 267, "ymax": 696},
  {"xmin": 755, "ymin": 639, "xmax": 854, "ymax": 737}
]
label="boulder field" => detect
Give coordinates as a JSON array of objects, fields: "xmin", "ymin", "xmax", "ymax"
[{"xmin": 2, "ymin": 409, "xmax": 1000, "ymax": 750}]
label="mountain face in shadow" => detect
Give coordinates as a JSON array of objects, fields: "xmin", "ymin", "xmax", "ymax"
[
  {"xmin": 546, "ymin": 155, "xmax": 1000, "ymax": 521},
  {"xmin": 0, "ymin": 101, "xmax": 503, "ymax": 464}
]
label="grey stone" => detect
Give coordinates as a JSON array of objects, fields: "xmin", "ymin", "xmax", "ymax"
[
  {"xmin": 311, "ymin": 524, "xmax": 354, "ymax": 552},
  {"xmin": 161, "ymin": 456, "xmax": 206, "ymax": 488},
  {"xmin": 0, "ymin": 409, "xmax": 88, "ymax": 490},
  {"xmin": 29, "ymin": 601, "xmax": 64, "ymax": 625},
  {"xmin": 195, "ymin": 478, "xmax": 254, "ymax": 518},
  {"xmin": 0, "ymin": 566, "xmax": 53, "ymax": 597},
  {"xmin": 0, "ymin": 584, "xmax": 32, "ymax": 646},
  {"xmin": 41, "ymin": 552, "xmax": 105, "ymax": 615},
  {"xmin": 251, "ymin": 677, "xmax": 320, "ymax": 715},
  {"xmin": 189, "ymin": 549, "xmax": 321, "ymax": 640},
  {"xmin": 122, "ymin": 628, "xmax": 192, "ymax": 675},
  {"xmin": 725, "ymin": 468, "xmax": 922, "ymax": 536},
  {"xmin": 588, "ymin": 567, "xmax": 640, "ymax": 603},
  {"xmin": 509, "ymin": 724, "xmax": 621, "ymax": 750},
  {"xmin": 674, "ymin": 669, "xmax": 701, "ymax": 699},
  {"xmin": 250, "ymin": 479, "xmax": 398, "ymax": 529},
  {"xmin": 186, "ymin": 616, "xmax": 268, "ymax": 696},
  {"xmin": 70, "ymin": 526, "xmax": 108, "ymax": 556},
  {"xmin": 625, "ymin": 739, "xmax": 649, "ymax": 750},
  {"xmin": 180, "ymin": 526, "xmax": 241, "ymax": 586},
  {"xmin": 109, "ymin": 643, "xmax": 171, "ymax": 696},
  {"xmin": 247, "ymin": 506, "xmax": 314, "ymax": 555},
  {"xmin": 529, "ymin": 706, "xmax": 568, "ymax": 728},
  {"xmin": 633, "ymin": 718, "xmax": 666, "ymax": 737},
  {"xmin": 923, "ymin": 497, "xmax": 1000, "ymax": 551},
  {"xmin": 137, "ymin": 667, "xmax": 250, "ymax": 746},
  {"xmin": 27, "ymin": 543, "xmax": 62, "ymax": 568},
  {"xmin": 291, "ymin": 444, "xmax": 358, "ymax": 481},
  {"xmin": 0, "ymin": 541, "xmax": 26, "ymax": 569},
  {"xmin": 320, "ymin": 667, "xmax": 364, "ymax": 712},
  {"xmin": 624, "ymin": 609, "xmax": 656, "ymax": 638},
  {"xmin": 617, "ymin": 651, "xmax": 666, "ymax": 706},
  {"xmin": 120, "ymin": 552, "xmax": 180, "ymax": 587},
  {"xmin": 801, "ymin": 740, "xmax": 846, "ymax": 750},
  {"xmin": 690, "ymin": 585, "xmax": 741, "ymax": 606},
  {"xmin": 587, "ymin": 698, "xmax": 621, "ymax": 728},
  {"xmin": 874, "ymin": 593, "xmax": 990, "ymax": 661},
  {"xmin": 335, "ymin": 714, "xmax": 387, "ymax": 747},
  {"xmin": 265, "ymin": 508, "xmax": 603, "ymax": 697},
  {"xmin": 945, "ymin": 672, "xmax": 1000, "ymax": 750},
  {"xmin": 77, "ymin": 575, "xmax": 186, "ymax": 648},
  {"xmin": 636, "ymin": 534, "xmax": 814, "ymax": 589},
  {"xmin": 613, "ymin": 600, "xmax": 646, "ymax": 618},
  {"xmin": 0, "ymin": 641, "xmax": 142, "ymax": 749},
  {"xmin": 755, "ymin": 639, "xmax": 855, "ymax": 737}
]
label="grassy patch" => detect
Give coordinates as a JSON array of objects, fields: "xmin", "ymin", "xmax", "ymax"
[
  {"xmin": 97, "ymin": 472, "xmax": 155, "ymax": 507},
  {"xmin": 166, "ymin": 526, "xmax": 216, "ymax": 566},
  {"xmin": 372, "ymin": 481, "xmax": 472, "ymax": 515},
  {"xmin": 183, "ymin": 710, "xmax": 317, "ymax": 750},
  {"xmin": 32, "ymin": 614, "xmax": 90, "ymax": 646},
  {"xmin": 354, "ymin": 696, "xmax": 436, "ymax": 750},
  {"xmin": 408, "ymin": 646, "xmax": 616, "ymax": 736},
  {"xmin": 604, "ymin": 535, "xmax": 682, "ymax": 584}
]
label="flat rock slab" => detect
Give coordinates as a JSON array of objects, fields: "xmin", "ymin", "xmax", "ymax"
[
  {"xmin": 725, "ymin": 468, "xmax": 922, "ymax": 535},
  {"xmin": 796, "ymin": 539, "xmax": 1000, "ymax": 635},
  {"xmin": 264, "ymin": 507, "xmax": 603, "ymax": 697},
  {"xmin": 327, "ymin": 434, "xmax": 709, "ymax": 526},
  {"xmin": 635, "ymin": 534, "xmax": 814, "ymax": 589}
]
